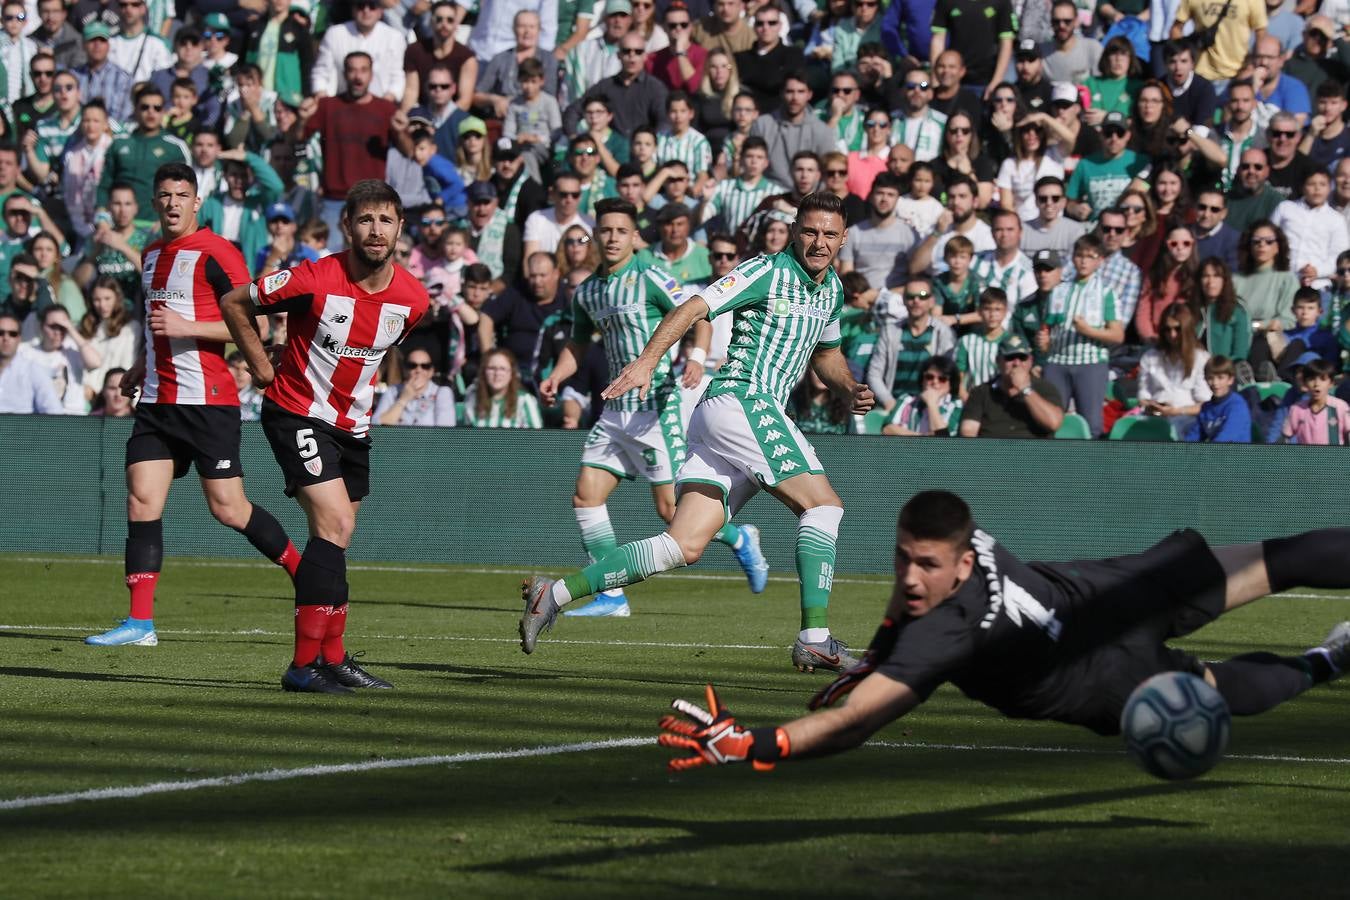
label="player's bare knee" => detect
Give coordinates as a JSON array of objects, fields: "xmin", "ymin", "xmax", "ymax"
[
  {"xmin": 676, "ymin": 535, "xmax": 705, "ymax": 566},
  {"xmin": 208, "ymin": 495, "xmax": 252, "ymax": 530}
]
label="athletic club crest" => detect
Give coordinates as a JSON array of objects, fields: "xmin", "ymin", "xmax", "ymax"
[
  {"xmin": 382, "ymin": 313, "xmax": 405, "ymax": 338},
  {"xmin": 175, "ymin": 257, "xmax": 192, "ymax": 278},
  {"xmin": 304, "ymin": 457, "xmax": 323, "ymax": 476}
]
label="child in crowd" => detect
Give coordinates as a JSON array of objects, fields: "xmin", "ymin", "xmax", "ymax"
[
  {"xmin": 299, "ymin": 219, "xmax": 329, "ymax": 257},
  {"xmin": 412, "ymin": 131, "xmax": 467, "ymax": 220},
  {"xmin": 1185, "ymin": 355, "xmax": 1251, "ymax": 443},
  {"xmin": 165, "ymin": 77, "xmax": 202, "ymax": 141},
  {"xmin": 955, "ymin": 287, "xmax": 1008, "ymax": 396},
  {"xmin": 503, "ymin": 57, "xmax": 561, "ymax": 183},
  {"xmin": 839, "ymin": 270, "xmax": 879, "ymax": 381},
  {"xmin": 895, "ymin": 162, "xmax": 943, "ymax": 239},
  {"xmin": 426, "ymin": 225, "xmax": 478, "ymax": 305},
  {"xmin": 1280, "ymin": 358, "xmax": 1350, "ymax": 444},
  {"xmin": 935, "ymin": 234, "xmax": 982, "ymax": 332},
  {"xmin": 1279, "ymin": 287, "xmax": 1339, "ymax": 380}
]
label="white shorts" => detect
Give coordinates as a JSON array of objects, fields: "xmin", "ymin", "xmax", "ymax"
[
  {"xmin": 581, "ymin": 405, "xmax": 687, "ymax": 484},
  {"xmin": 676, "ymin": 392, "xmax": 824, "ymax": 516}
]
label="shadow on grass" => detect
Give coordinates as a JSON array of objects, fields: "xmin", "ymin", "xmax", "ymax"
[{"xmin": 0, "ymin": 666, "xmax": 271, "ymax": 689}]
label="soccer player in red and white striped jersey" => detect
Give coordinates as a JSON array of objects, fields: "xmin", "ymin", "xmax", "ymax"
[
  {"xmin": 222, "ymin": 179, "xmax": 430, "ymax": 693},
  {"xmin": 86, "ymin": 163, "xmax": 301, "ymax": 648}
]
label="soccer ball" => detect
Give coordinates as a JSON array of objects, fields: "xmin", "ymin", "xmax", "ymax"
[{"xmin": 1120, "ymin": 671, "xmax": 1231, "ymax": 780}]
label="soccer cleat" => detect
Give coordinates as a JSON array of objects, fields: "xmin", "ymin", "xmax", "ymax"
[
  {"xmin": 1317, "ymin": 621, "xmax": 1350, "ymax": 675},
  {"xmin": 791, "ymin": 635, "xmax": 859, "ymax": 674},
  {"xmin": 324, "ymin": 652, "xmax": 394, "ymax": 689},
  {"xmin": 85, "ymin": 619, "xmax": 158, "ymax": 646},
  {"xmin": 519, "ymin": 576, "xmax": 559, "ymax": 654},
  {"xmin": 564, "ymin": 592, "xmax": 632, "ymax": 617},
  {"xmin": 281, "ymin": 662, "xmax": 353, "ymax": 694},
  {"xmin": 732, "ymin": 524, "xmax": 770, "ymax": 594}
]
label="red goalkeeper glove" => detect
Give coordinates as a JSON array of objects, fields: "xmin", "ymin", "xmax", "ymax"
[
  {"xmin": 808, "ymin": 617, "xmax": 897, "ymax": 711},
  {"xmin": 657, "ymin": 683, "xmax": 789, "ymax": 772}
]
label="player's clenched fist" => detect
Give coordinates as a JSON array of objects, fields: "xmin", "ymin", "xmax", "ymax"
[
  {"xmin": 850, "ymin": 383, "xmax": 875, "ymax": 415},
  {"xmin": 658, "ymin": 683, "xmax": 789, "ymax": 772}
]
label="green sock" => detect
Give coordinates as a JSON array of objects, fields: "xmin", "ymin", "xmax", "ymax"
[
  {"xmin": 561, "ymin": 532, "xmax": 686, "ymax": 601},
  {"xmin": 713, "ymin": 522, "xmax": 742, "ymax": 548},
  {"xmin": 796, "ymin": 508, "xmax": 842, "ymax": 630}
]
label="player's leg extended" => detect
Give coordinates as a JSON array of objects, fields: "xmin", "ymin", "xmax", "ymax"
[
  {"xmin": 764, "ymin": 472, "xmax": 857, "ymax": 673},
  {"xmin": 1203, "ymin": 627, "xmax": 1350, "ymax": 716},
  {"xmin": 199, "ymin": 476, "xmax": 300, "ymax": 579},
  {"xmin": 518, "ymin": 485, "xmax": 726, "ymax": 653},
  {"xmin": 706, "ymin": 489, "xmax": 770, "ymax": 594},
  {"xmin": 1212, "ymin": 528, "xmax": 1350, "ymax": 611},
  {"xmin": 564, "ymin": 465, "xmax": 630, "ymax": 618},
  {"xmin": 86, "ymin": 460, "xmax": 174, "ymax": 646}
]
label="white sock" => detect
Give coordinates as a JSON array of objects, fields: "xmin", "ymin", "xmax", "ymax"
[
  {"xmin": 550, "ymin": 579, "xmax": 573, "ymax": 607},
  {"xmin": 799, "ymin": 627, "xmax": 830, "ymax": 643},
  {"xmin": 575, "ymin": 505, "xmax": 624, "ymax": 599}
]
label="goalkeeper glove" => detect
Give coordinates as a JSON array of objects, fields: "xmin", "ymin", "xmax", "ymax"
[
  {"xmin": 808, "ymin": 617, "xmax": 897, "ymax": 711},
  {"xmin": 657, "ymin": 683, "xmax": 790, "ymax": 772}
]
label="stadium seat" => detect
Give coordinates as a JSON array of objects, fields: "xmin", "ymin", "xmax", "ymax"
[
  {"xmin": 1108, "ymin": 415, "xmax": 1177, "ymax": 441},
  {"xmin": 856, "ymin": 409, "xmax": 890, "ymax": 435},
  {"xmin": 1257, "ymin": 381, "xmax": 1291, "ymax": 403},
  {"xmin": 1054, "ymin": 412, "xmax": 1092, "ymax": 439}
]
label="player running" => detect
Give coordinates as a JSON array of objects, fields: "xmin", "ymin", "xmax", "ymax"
[
  {"xmin": 220, "ymin": 179, "xmax": 429, "ymax": 694},
  {"xmin": 86, "ymin": 163, "xmax": 300, "ymax": 648},
  {"xmin": 656, "ymin": 490, "xmax": 1350, "ymax": 772},
  {"xmin": 538, "ymin": 198, "xmax": 769, "ymax": 619},
  {"xmin": 520, "ymin": 192, "xmax": 875, "ymax": 671}
]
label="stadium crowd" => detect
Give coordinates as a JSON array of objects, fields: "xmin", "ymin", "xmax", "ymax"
[{"xmin": 2, "ymin": 0, "xmax": 1350, "ymax": 444}]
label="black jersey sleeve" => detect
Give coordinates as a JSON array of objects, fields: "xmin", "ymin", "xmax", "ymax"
[{"xmin": 874, "ymin": 603, "xmax": 980, "ymax": 700}]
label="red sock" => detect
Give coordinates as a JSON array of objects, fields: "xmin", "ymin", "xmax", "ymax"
[
  {"xmin": 276, "ymin": 541, "xmax": 301, "ymax": 579},
  {"xmin": 126, "ymin": 572, "xmax": 159, "ymax": 620},
  {"xmin": 294, "ymin": 605, "xmax": 331, "ymax": 667},
  {"xmin": 321, "ymin": 604, "xmax": 348, "ymax": 664}
]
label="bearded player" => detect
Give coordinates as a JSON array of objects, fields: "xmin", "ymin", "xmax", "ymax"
[
  {"xmin": 221, "ymin": 179, "xmax": 429, "ymax": 694},
  {"xmin": 538, "ymin": 197, "xmax": 769, "ymax": 620},
  {"xmin": 656, "ymin": 490, "xmax": 1350, "ymax": 773},
  {"xmin": 86, "ymin": 163, "xmax": 300, "ymax": 648},
  {"xmin": 521, "ymin": 192, "xmax": 875, "ymax": 672}
]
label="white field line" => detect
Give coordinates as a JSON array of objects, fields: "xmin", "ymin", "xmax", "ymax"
[
  {"xmin": 4, "ymin": 555, "xmax": 1347, "ymax": 600},
  {"xmin": 3, "ymin": 736, "xmax": 1345, "ymax": 813}
]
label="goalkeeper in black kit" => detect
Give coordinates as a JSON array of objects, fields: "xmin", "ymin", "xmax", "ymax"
[{"xmin": 659, "ymin": 491, "xmax": 1350, "ymax": 772}]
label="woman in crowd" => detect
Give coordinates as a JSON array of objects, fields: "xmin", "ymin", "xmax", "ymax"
[
  {"xmin": 882, "ymin": 356, "xmax": 962, "ymax": 436},
  {"xmin": 934, "ymin": 111, "xmax": 995, "ymax": 208},
  {"xmin": 1233, "ymin": 221, "xmax": 1298, "ymax": 374},
  {"xmin": 804, "ymin": 0, "xmax": 851, "ymax": 67},
  {"xmin": 465, "ymin": 348, "xmax": 543, "ymax": 429},
  {"xmin": 1137, "ymin": 301, "xmax": 1212, "ymax": 435},
  {"xmin": 556, "ymin": 225, "xmax": 599, "ymax": 278},
  {"xmin": 753, "ymin": 213, "xmax": 793, "ymax": 256},
  {"xmin": 631, "ymin": 0, "xmax": 669, "ymax": 52},
  {"xmin": 1084, "ymin": 36, "xmax": 1143, "ymax": 123},
  {"xmin": 821, "ymin": 150, "xmax": 869, "ymax": 224},
  {"xmin": 62, "ymin": 100, "xmax": 114, "ymax": 246},
  {"xmin": 996, "ymin": 118, "xmax": 1064, "ymax": 220},
  {"xmin": 79, "ymin": 275, "xmax": 140, "ymax": 405},
  {"xmin": 456, "ymin": 116, "xmax": 492, "ymax": 186},
  {"xmin": 980, "ymin": 84, "xmax": 1020, "ymax": 166},
  {"xmin": 696, "ymin": 49, "xmax": 739, "ymax": 155},
  {"xmin": 374, "ymin": 348, "xmax": 456, "ymax": 427},
  {"xmin": 91, "ymin": 367, "xmax": 133, "ymax": 417},
  {"xmin": 846, "ymin": 107, "xmax": 892, "ymax": 200},
  {"xmin": 1129, "ymin": 79, "xmax": 1172, "ymax": 161},
  {"xmin": 29, "ymin": 231, "xmax": 85, "ymax": 319},
  {"xmin": 1136, "ymin": 225, "xmax": 1199, "ymax": 343},
  {"xmin": 1196, "ymin": 257, "xmax": 1252, "ymax": 362},
  {"xmin": 790, "ymin": 368, "xmax": 855, "ymax": 434},
  {"xmin": 1118, "ymin": 187, "xmax": 1162, "ymax": 274},
  {"xmin": 1150, "ymin": 162, "xmax": 1192, "ymax": 226}
]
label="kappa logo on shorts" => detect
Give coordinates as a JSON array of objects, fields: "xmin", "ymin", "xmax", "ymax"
[
  {"xmin": 778, "ymin": 459, "xmax": 799, "ymax": 474},
  {"xmin": 263, "ymin": 269, "xmax": 292, "ymax": 294},
  {"xmin": 763, "ymin": 428, "xmax": 784, "ymax": 441},
  {"xmin": 304, "ymin": 457, "xmax": 323, "ymax": 477}
]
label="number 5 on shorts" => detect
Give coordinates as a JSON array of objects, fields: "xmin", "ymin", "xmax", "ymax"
[{"xmin": 296, "ymin": 428, "xmax": 318, "ymax": 459}]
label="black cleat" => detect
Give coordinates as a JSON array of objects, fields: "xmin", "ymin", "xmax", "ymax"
[
  {"xmin": 282, "ymin": 662, "xmax": 354, "ymax": 694},
  {"xmin": 324, "ymin": 652, "xmax": 394, "ymax": 689}
]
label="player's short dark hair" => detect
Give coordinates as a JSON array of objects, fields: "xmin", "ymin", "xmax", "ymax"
[
  {"xmin": 595, "ymin": 197, "xmax": 639, "ymax": 226},
  {"xmin": 899, "ymin": 490, "xmax": 975, "ymax": 549},
  {"xmin": 791, "ymin": 150, "xmax": 820, "ymax": 168},
  {"xmin": 11, "ymin": 251, "xmax": 39, "ymax": 271},
  {"xmin": 979, "ymin": 286, "xmax": 1008, "ymax": 308},
  {"xmin": 133, "ymin": 83, "xmax": 163, "ymax": 103},
  {"xmin": 109, "ymin": 180, "xmax": 137, "ymax": 198},
  {"xmin": 795, "ymin": 191, "xmax": 844, "ymax": 221},
  {"xmin": 740, "ymin": 135, "xmax": 769, "ymax": 156},
  {"xmin": 153, "ymin": 163, "xmax": 197, "ymax": 195},
  {"xmin": 342, "ymin": 178, "xmax": 404, "ymax": 223}
]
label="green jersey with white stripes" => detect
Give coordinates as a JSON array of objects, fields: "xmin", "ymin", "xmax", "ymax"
[
  {"xmin": 1044, "ymin": 275, "xmax": 1118, "ymax": 365},
  {"xmin": 705, "ymin": 175, "xmax": 785, "ymax": 233},
  {"xmin": 571, "ymin": 254, "xmax": 685, "ymax": 413},
  {"xmin": 699, "ymin": 248, "xmax": 844, "ymax": 409},
  {"xmin": 656, "ymin": 127, "xmax": 712, "ymax": 175},
  {"xmin": 956, "ymin": 331, "xmax": 1003, "ymax": 389}
]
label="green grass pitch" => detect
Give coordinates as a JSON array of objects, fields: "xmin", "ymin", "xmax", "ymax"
[{"xmin": 1, "ymin": 553, "xmax": 1347, "ymax": 898}]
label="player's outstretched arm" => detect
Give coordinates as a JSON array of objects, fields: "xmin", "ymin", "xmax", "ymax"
[
  {"xmin": 539, "ymin": 339, "xmax": 587, "ymax": 406},
  {"xmin": 220, "ymin": 283, "xmax": 275, "ymax": 388},
  {"xmin": 602, "ymin": 297, "xmax": 710, "ymax": 402},
  {"xmin": 811, "ymin": 345, "xmax": 875, "ymax": 414}
]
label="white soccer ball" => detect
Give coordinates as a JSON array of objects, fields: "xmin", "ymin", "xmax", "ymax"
[{"xmin": 1121, "ymin": 671, "xmax": 1231, "ymax": 780}]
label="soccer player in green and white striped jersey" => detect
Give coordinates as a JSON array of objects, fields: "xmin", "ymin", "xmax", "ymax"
[
  {"xmin": 698, "ymin": 135, "xmax": 785, "ymax": 235},
  {"xmin": 656, "ymin": 91, "xmax": 712, "ymax": 180},
  {"xmin": 523, "ymin": 193, "xmax": 877, "ymax": 673},
  {"xmin": 955, "ymin": 288, "xmax": 1009, "ymax": 391},
  {"xmin": 1037, "ymin": 232, "xmax": 1124, "ymax": 438},
  {"xmin": 536, "ymin": 198, "xmax": 769, "ymax": 619}
]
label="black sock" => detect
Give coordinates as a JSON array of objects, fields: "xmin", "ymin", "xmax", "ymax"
[
  {"xmin": 236, "ymin": 505, "xmax": 291, "ymax": 560},
  {"xmin": 1263, "ymin": 529, "xmax": 1350, "ymax": 593},
  {"xmin": 294, "ymin": 537, "xmax": 345, "ymax": 606},
  {"xmin": 126, "ymin": 519, "xmax": 163, "ymax": 576},
  {"xmin": 1208, "ymin": 652, "xmax": 1313, "ymax": 715}
]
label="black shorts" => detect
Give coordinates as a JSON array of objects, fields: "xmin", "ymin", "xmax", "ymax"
[
  {"xmin": 1034, "ymin": 529, "xmax": 1227, "ymax": 735},
  {"xmin": 126, "ymin": 403, "xmax": 244, "ymax": 480},
  {"xmin": 261, "ymin": 400, "xmax": 370, "ymax": 501}
]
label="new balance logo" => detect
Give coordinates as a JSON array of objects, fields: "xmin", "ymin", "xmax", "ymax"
[
  {"xmin": 214, "ymin": 460, "xmax": 232, "ymax": 470},
  {"xmin": 330, "ymin": 314, "xmax": 349, "ymax": 323}
]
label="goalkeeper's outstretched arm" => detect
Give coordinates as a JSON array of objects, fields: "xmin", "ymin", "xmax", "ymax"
[{"xmin": 780, "ymin": 673, "xmax": 920, "ymax": 760}]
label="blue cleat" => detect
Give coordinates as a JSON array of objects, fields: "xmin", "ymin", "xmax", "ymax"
[
  {"xmin": 563, "ymin": 591, "xmax": 632, "ymax": 617},
  {"xmin": 732, "ymin": 524, "xmax": 770, "ymax": 593},
  {"xmin": 85, "ymin": 618, "xmax": 158, "ymax": 646}
]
